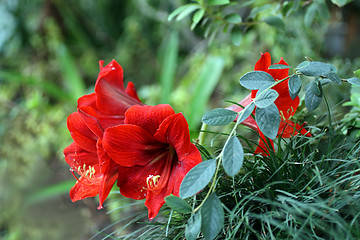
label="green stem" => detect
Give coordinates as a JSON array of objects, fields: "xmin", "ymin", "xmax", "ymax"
[
  {"xmin": 322, "ymin": 92, "xmax": 333, "ymax": 135},
  {"xmin": 198, "ymin": 123, "xmax": 208, "ymax": 146}
]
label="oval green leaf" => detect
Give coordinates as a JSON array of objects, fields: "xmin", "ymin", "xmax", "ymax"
[
  {"xmin": 355, "ymin": 69, "xmax": 360, "ymax": 78},
  {"xmin": 231, "ymin": 26, "xmax": 242, "ymax": 46},
  {"xmin": 176, "ymin": 5, "xmax": 201, "ymax": 21},
  {"xmin": 255, "ymin": 103, "xmax": 280, "ymax": 140},
  {"xmin": 180, "ymin": 159, "xmax": 216, "ymax": 199},
  {"xmin": 268, "ymin": 64, "xmax": 290, "ymax": 69},
  {"xmin": 185, "ymin": 211, "xmax": 202, "ymax": 240},
  {"xmin": 239, "ymin": 71, "xmax": 275, "ymax": 90},
  {"xmin": 297, "ymin": 61, "xmax": 334, "ymax": 77},
  {"xmin": 348, "ymin": 77, "xmax": 360, "ymax": 86},
  {"xmin": 225, "ymin": 13, "xmax": 242, "ymax": 24},
  {"xmin": 165, "ymin": 195, "xmax": 192, "ymax": 214},
  {"xmin": 288, "ymin": 75, "xmax": 302, "ymax": 100},
  {"xmin": 324, "ymin": 72, "xmax": 342, "ymax": 85},
  {"xmin": 305, "ymin": 82, "xmax": 322, "ymax": 111},
  {"xmin": 238, "ymin": 102, "xmax": 255, "ymax": 123},
  {"xmin": 202, "ymin": 108, "xmax": 238, "ymax": 126},
  {"xmin": 223, "ymin": 136, "xmax": 244, "ymax": 177},
  {"xmin": 264, "ymin": 16, "xmax": 285, "ymax": 30},
  {"xmin": 201, "ymin": 193, "xmax": 224, "ymax": 240},
  {"xmin": 255, "ymin": 89, "xmax": 279, "ymax": 108},
  {"xmin": 208, "ymin": 0, "xmax": 230, "ymax": 5},
  {"xmin": 191, "ymin": 9, "xmax": 205, "ymax": 30}
]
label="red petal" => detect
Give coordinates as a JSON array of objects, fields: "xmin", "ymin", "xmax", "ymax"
[
  {"xmin": 69, "ymin": 177, "xmax": 101, "ymax": 202},
  {"xmin": 67, "ymin": 112, "xmax": 98, "ymax": 153},
  {"xmin": 145, "ymin": 183, "xmax": 172, "ymax": 220},
  {"xmin": 125, "ymin": 82, "xmax": 141, "ymax": 102},
  {"xmin": 95, "ymin": 60, "xmax": 141, "ymax": 115},
  {"xmin": 125, "ymin": 104, "xmax": 175, "ymax": 136},
  {"xmin": 254, "ymin": 52, "xmax": 271, "ymax": 71},
  {"xmin": 154, "ymin": 113, "xmax": 192, "ymax": 160},
  {"xmin": 103, "ymin": 124, "xmax": 167, "ymax": 167},
  {"xmin": 97, "ymin": 139, "xmax": 119, "ymax": 209}
]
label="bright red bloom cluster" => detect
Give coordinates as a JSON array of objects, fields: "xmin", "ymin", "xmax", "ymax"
[
  {"xmin": 228, "ymin": 52, "xmax": 310, "ymax": 155},
  {"xmin": 64, "ymin": 60, "xmax": 201, "ymax": 220}
]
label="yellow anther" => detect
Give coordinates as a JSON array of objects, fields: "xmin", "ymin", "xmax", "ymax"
[
  {"xmin": 280, "ymin": 110, "xmax": 286, "ymax": 121},
  {"xmin": 146, "ymin": 175, "xmax": 161, "ymax": 189}
]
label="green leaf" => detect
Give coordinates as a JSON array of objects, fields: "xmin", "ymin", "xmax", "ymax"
[
  {"xmin": 168, "ymin": 4, "xmax": 199, "ymax": 21},
  {"xmin": 208, "ymin": 0, "xmax": 230, "ymax": 6},
  {"xmin": 231, "ymin": 26, "xmax": 242, "ymax": 46},
  {"xmin": 180, "ymin": 159, "xmax": 216, "ymax": 199},
  {"xmin": 176, "ymin": 5, "xmax": 201, "ymax": 21},
  {"xmin": 297, "ymin": 61, "xmax": 334, "ymax": 77},
  {"xmin": 201, "ymin": 193, "xmax": 224, "ymax": 240},
  {"xmin": 238, "ymin": 102, "xmax": 255, "ymax": 123},
  {"xmin": 324, "ymin": 71, "xmax": 342, "ymax": 85},
  {"xmin": 348, "ymin": 77, "xmax": 360, "ymax": 86},
  {"xmin": 202, "ymin": 108, "xmax": 238, "ymax": 126},
  {"xmin": 288, "ymin": 75, "xmax": 302, "ymax": 100},
  {"xmin": 255, "ymin": 89, "xmax": 279, "ymax": 108},
  {"xmin": 304, "ymin": 3, "xmax": 317, "ymax": 27},
  {"xmin": 225, "ymin": 13, "xmax": 242, "ymax": 24},
  {"xmin": 26, "ymin": 180, "xmax": 75, "ymax": 204},
  {"xmin": 305, "ymin": 81, "xmax": 322, "ymax": 111},
  {"xmin": 331, "ymin": 0, "xmax": 353, "ymax": 7},
  {"xmin": 295, "ymin": 61, "xmax": 310, "ymax": 69},
  {"xmin": 354, "ymin": 69, "xmax": 360, "ymax": 78},
  {"xmin": 264, "ymin": 16, "xmax": 285, "ymax": 30},
  {"xmin": 185, "ymin": 212, "xmax": 202, "ymax": 240},
  {"xmin": 255, "ymin": 103, "xmax": 280, "ymax": 140},
  {"xmin": 159, "ymin": 30, "xmax": 178, "ymax": 103},
  {"xmin": 191, "ymin": 9, "xmax": 205, "ymax": 30},
  {"xmin": 223, "ymin": 136, "xmax": 244, "ymax": 177},
  {"xmin": 239, "ymin": 71, "xmax": 275, "ymax": 90},
  {"xmin": 187, "ymin": 56, "xmax": 224, "ymax": 130},
  {"xmin": 165, "ymin": 195, "xmax": 192, "ymax": 214},
  {"xmin": 268, "ymin": 64, "xmax": 290, "ymax": 69}
]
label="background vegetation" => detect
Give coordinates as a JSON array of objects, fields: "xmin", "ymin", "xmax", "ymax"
[{"xmin": 1, "ymin": 0, "xmax": 359, "ymax": 239}]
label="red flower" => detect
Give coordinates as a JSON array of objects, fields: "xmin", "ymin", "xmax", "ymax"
[
  {"xmin": 102, "ymin": 104, "xmax": 202, "ymax": 220},
  {"xmin": 64, "ymin": 60, "xmax": 142, "ymax": 209},
  {"xmin": 228, "ymin": 52, "xmax": 310, "ymax": 155}
]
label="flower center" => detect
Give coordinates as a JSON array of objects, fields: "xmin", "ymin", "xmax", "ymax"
[
  {"xmin": 70, "ymin": 163, "xmax": 96, "ymax": 186},
  {"xmin": 146, "ymin": 146, "xmax": 176, "ymax": 193}
]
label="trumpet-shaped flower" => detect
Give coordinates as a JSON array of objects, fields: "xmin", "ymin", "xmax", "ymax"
[
  {"xmin": 64, "ymin": 59, "xmax": 141, "ymax": 209},
  {"xmin": 102, "ymin": 104, "xmax": 202, "ymax": 220}
]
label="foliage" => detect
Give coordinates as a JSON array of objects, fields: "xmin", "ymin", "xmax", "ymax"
[{"xmin": 1, "ymin": 0, "xmax": 359, "ymax": 239}]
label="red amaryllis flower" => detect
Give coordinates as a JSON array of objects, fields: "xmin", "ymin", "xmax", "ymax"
[
  {"xmin": 102, "ymin": 104, "xmax": 202, "ymax": 220},
  {"xmin": 64, "ymin": 59, "xmax": 142, "ymax": 209},
  {"xmin": 228, "ymin": 52, "xmax": 310, "ymax": 155}
]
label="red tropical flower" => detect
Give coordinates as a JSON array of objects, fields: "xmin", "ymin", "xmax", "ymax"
[
  {"xmin": 228, "ymin": 52, "xmax": 310, "ymax": 155},
  {"xmin": 102, "ymin": 104, "xmax": 202, "ymax": 220},
  {"xmin": 64, "ymin": 59, "xmax": 142, "ymax": 209}
]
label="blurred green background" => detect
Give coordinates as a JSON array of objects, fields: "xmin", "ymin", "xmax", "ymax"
[{"xmin": 1, "ymin": 0, "xmax": 359, "ymax": 239}]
